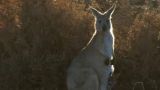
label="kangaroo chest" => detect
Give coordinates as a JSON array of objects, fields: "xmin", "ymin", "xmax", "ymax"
[{"xmin": 94, "ymin": 32, "xmax": 114, "ymax": 60}]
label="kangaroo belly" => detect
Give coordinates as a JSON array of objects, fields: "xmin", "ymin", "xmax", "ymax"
[{"xmin": 67, "ymin": 67, "xmax": 99, "ymax": 90}]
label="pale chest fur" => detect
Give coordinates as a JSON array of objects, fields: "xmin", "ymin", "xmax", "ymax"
[{"xmin": 92, "ymin": 31, "xmax": 114, "ymax": 60}]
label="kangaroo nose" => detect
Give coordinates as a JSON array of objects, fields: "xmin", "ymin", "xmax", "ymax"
[{"xmin": 102, "ymin": 25, "xmax": 106, "ymax": 31}]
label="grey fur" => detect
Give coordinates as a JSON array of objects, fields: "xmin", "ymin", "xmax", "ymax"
[{"xmin": 67, "ymin": 4, "xmax": 116, "ymax": 90}]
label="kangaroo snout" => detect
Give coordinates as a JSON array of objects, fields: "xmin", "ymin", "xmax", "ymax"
[{"xmin": 102, "ymin": 24, "xmax": 107, "ymax": 31}]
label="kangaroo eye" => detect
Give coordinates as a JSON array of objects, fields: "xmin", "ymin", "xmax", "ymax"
[{"xmin": 106, "ymin": 20, "xmax": 109, "ymax": 22}]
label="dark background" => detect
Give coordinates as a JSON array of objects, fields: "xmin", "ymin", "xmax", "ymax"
[{"xmin": 0, "ymin": 0, "xmax": 160, "ymax": 90}]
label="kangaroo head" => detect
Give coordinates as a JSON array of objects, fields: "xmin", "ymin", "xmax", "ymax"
[{"xmin": 90, "ymin": 4, "xmax": 116, "ymax": 32}]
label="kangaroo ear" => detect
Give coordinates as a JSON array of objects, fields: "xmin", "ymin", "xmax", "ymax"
[
  {"xmin": 89, "ymin": 7, "xmax": 100, "ymax": 17},
  {"xmin": 104, "ymin": 3, "xmax": 116, "ymax": 18}
]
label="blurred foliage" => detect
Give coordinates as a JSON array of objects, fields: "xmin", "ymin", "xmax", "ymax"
[{"xmin": 0, "ymin": 0, "xmax": 160, "ymax": 90}]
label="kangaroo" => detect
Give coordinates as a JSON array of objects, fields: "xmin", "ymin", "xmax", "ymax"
[{"xmin": 67, "ymin": 4, "xmax": 116, "ymax": 90}]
